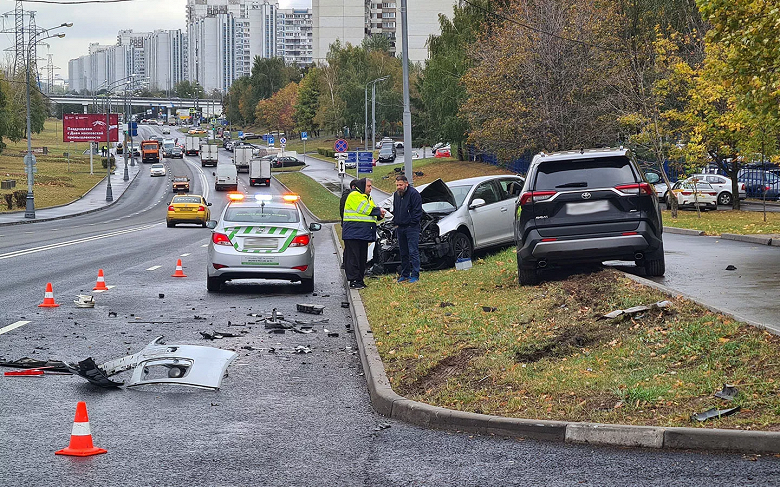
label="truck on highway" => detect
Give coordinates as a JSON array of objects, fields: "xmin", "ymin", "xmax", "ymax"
[
  {"xmin": 214, "ymin": 164, "xmax": 238, "ymax": 191},
  {"xmin": 233, "ymin": 146, "xmax": 252, "ymax": 173},
  {"xmin": 141, "ymin": 140, "xmax": 160, "ymax": 163},
  {"xmin": 249, "ymin": 158, "xmax": 272, "ymax": 186},
  {"xmin": 185, "ymin": 136, "xmax": 199, "ymax": 156},
  {"xmin": 200, "ymin": 144, "xmax": 218, "ymax": 167}
]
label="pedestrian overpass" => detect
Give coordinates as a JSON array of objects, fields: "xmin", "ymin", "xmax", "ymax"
[{"xmin": 49, "ymin": 95, "xmax": 222, "ymax": 119}]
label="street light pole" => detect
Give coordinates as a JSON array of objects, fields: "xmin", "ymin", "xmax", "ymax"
[
  {"xmin": 365, "ymin": 76, "xmax": 389, "ymax": 155},
  {"xmin": 400, "ymin": 0, "xmax": 413, "ymax": 184},
  {"xmin": 24, "ymin": 24, "xmax": 71, "ymax": 219},
  {"xmin": 123, "ymin": 82, "xmax": 129, "ymax": 181},
  {"xmin": 105, "ymin": 90, "xmax": 113, "ymax": 202}
]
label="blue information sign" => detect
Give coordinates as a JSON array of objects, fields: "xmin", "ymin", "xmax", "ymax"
[
  {"xmin": 301, "ymin": 131, "xmax": 308, "ymax": 140},
  {"xmin": 358, "ymin": 151, "xmax": 373, "ymax": 173},
  {"xmin": 346, "ymin": 152, "xmax": 357, "ymax": 163},
  {"xmin": 130, "ymin": 122, "xmax": 138, "ymax": 136},
  {"xmin": 268, "ymin": 136, "xmax": 275, "ymax": 145}
]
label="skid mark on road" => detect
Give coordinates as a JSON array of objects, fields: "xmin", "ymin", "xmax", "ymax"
[{"xmin": 0, "ymin": 321, "xmax": 31, "ymax": 336}]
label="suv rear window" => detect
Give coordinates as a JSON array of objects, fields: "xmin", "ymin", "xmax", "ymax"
[{"xmin": 534, "ymin": 156, "xmax": 638, "ymax": 190}]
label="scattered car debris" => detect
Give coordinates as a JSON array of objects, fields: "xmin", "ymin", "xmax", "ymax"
[
  {"xmin": 714, "ymin": 383, "xmax": 738, "ymax": 401},
  {"xmin": 74, "ymin": 295, "xmax": 95, "ymax": 308},
  {"xmin": 194, "ymin": 315, "xmax": 206, "ymax": 320},
  {"xmin": 268, "ymin": 329, "xmax": 285, "ymax": 335},
  {"xmin": 599, "ymin": 300, "xmax": 672, "ymax": 320},
  {"xmin": 726, "ymin": 265, "xmax": 737, "ymax": 271},
  {"xmin": 440, "ymin": 302, "xmax": 454, "ymax": 308},
  {"xmin": 374, "ymin": 422, "xmax": 392, "ymax": 431},
  {"xmin": 268, "ymin": 347, "xmax": 276, "ymax": 354},
  {"xmin": 108, "ymin": 311, "xmax": 118, "ymax": 318},
  {"xmin": 482, "ymin": 306, "xmax": 498, "ymax": 312},
  {"xmin": 241, "ymin": 345, "xmax": 260, "ymax": 351},
  {"xmin": 0, "ymin": 357, "xmax": 70, "ymax": 373},
  {"xmin": 691, "ymin": 406, "xmax": 741, "ymax": 422},
  {"xmin": 199, "ymin": 331, "xmax": 240, "ymax": 340},
  {"xmin": 295, "ymin": 318, "xmax": 329, "ymax": 325},
  {"xmin": 414, "ymin": 171, "xmax": 424, "ymax": 177},
  {"xmin": 341, "ymin": 302, "xmax": 350, "ymax": 309},
  {"xmin": 297, "ymin": 303, "xmax": 325, "ymax": 315},
  {"xmin": 65, "ymin": 336, "xmax": 238, "ymax": 390},
  {"xmin": 293, "ymin": 346, "xmax": 312, "ymax": 354},
  {"xmin": 158, "ymin": 293, "xmax": 165, "ymax": 299},
  {"xmin": 4, "ymin": 368, "xmax": 45, "ymax": 376},
  {"xmin": 328, "ymin": 332, "xmax": 340, "ymax": 338}
]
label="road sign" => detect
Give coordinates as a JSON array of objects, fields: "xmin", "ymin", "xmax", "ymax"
[
  {"xmin": 301, "ymin": 132, "xmax": 308, "ymax": 140},
  {"xmin": 346, "ymin": 152, "xmax": 357, "ymax": 163},
  {"xmin": 189, "ymin": 108, "xmax": 196, "ymax": 114},
  {"xmin": 338, "ymin": 159, "xmax": 346, "ymax": 174},
  {"xmin": 335, "ymin": 152, "xmax": 348, "ymax": 160},
  {"xmin": 130, "ymin": 122, "xmax": 138, "ymax": 137},
  {"xmin": 334, "ymin": 139, "xmax": 348, "ymax": 153},
  {"xmin": 268, "ymin": 136, "xmax": 275, "ymax": 145},
  {"xmin": 280, "ymin": 137, "xmax": 287, "ymax": 145},
  {"xmin": 358, "ymin": 151, "xmax": 373, "ymax": 173}
]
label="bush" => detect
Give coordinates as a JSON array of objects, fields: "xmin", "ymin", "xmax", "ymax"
[
  {"xmin": 3, "ymin": 193, "xmax": 12, "ymax": 209},
  {"xmin": 101, "ymin": 156, "xmax": 116, "ymax": 169},
  {"xmin": 13, "ymin": 190, "xmax": 27, "ymax": 208},
  {"xmin": 317, "ymin": 148, "xmax": 336, "ymax": 158}
]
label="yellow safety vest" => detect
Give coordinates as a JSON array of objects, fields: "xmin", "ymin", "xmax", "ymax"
[{"xmin": 343, "ymin": 191, "xmax": 379, "ymax": 224}]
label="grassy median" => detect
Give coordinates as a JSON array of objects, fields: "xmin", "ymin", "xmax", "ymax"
[
  {"xmin": 274, "ymin": 171, "xmax": 340, "ymax": 222},
  {"xmin": 663, "ymin": 209, "xmax": 780, "ymax": 235},
  {"xmin": 360, "ymin": 248, "xmax": 780, "ymax": 429}
]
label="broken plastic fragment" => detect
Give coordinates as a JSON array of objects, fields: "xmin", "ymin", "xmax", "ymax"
[
  {"xmin": 297, "ymin": 303, "xmax": 325, "ymax": 315},
  {"xmin": 293, "ymin": 346, "xmax": 312, "ymax": 354},
  {"xmin": 714, "ymin": 383, "xmax": 738, "ymax": 401},
  {"xmin": 600, "ymin": 301, "xmax": 672, "ymax": 320},
  {"xmin": 74, "ymin": 295, "xmax": 95, "ymax": 308},
  {"xmin": 691, "ymin": 406, "xmax": 740, "ymax": 422}
]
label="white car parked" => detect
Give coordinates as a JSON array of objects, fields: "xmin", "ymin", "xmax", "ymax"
[{"xmin": 667, "ymin": 179, "xmax": 717, "ymax": 210}]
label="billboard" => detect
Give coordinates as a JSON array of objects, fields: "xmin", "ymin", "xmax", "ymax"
[{"xmin": 63, "ymin": 114, "xmax": 119, "ymax": 143}]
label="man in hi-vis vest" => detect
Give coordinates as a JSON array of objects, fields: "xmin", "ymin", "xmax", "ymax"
[{"xmin": 342, "ymin": 178, "xmax": 384, "ymax": 289}]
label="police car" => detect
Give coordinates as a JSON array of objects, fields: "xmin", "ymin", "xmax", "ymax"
[{"xmin": 206, "ymin": 193, "xmax": 321, "ymax": 292}]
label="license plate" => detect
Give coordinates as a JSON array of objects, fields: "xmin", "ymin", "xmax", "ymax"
[
  {"xmin": 241, "ymin": 256, "xmax": 278, "ymax": 266},
  {"xmin": 566, "ymin": 200, "xmax": 610, "ymax": 215},
  {"xmin": 244, "ymin": 237, "xmax": 277, "ymax": 249}
]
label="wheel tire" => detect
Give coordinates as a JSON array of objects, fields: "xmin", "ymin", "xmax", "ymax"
[
  {"xmin": 166, "ymin": 221, "xmax": 174, "ymax": 228},
  {"xmin": 449, "ymin": 231, "xmax": 473, "ymax": 264},
  {"xmin": 207, "ymin": 276, "xmax": 223, "ymax": 292},
  {"xmin": 644, "ymin": 244, "xmax": 666, "ymax": 277},
  {"xmin": 300, "ymin": 276, "xmax": 314, "ymax": 293},
  {"xmin": 718, "ymin": 192, "xmax": 732, "ymax": 206},
  {"xmin": 517, "ymin": 253, "xmax": 539, "ymax": 286},
  {"xmin": 201, "ymin": 221, "xmax": 207, "ymax": 228}
]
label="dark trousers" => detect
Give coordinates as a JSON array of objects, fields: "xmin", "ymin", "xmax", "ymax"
[
  {"xmin": 344, "ymin": 239, "xmax": 368, "ymax": 282},
  {"xmin": 397, "ymin": 225, "xmax": 420, "ymax": 278}
]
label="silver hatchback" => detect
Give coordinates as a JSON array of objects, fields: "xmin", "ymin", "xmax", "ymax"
[{"xmin": 206, "ymin": 194, "xmax": 321, "ymax": 292}]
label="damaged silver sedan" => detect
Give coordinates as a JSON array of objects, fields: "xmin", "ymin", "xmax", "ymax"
[
  {"xmin": 370, "ymin": 175, "xmax": 525, "ymax": 274},
  {"xmin": 66, "ymin": 336, "xmax": 237, "ymax": 390}
]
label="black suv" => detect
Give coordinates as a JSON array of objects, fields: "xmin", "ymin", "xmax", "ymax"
[{"xmin": 515, "ymin": 148, "xmax": 664, "ymax": 285}]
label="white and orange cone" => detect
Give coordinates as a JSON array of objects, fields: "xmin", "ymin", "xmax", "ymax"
[
  {"xmin": 38, "ymin": 282, "xmax": 60, "ymax": 308},
  {"xmin": 55, "ymin": 401, "xmax": 107, "ymax": 457},
  {"xmin": 171, "ymin": 259, "xmax": 187, "ymax": 278},
  {"xmin": 93, "ymin": 269, "xmax": 109, "ymax": 291}
]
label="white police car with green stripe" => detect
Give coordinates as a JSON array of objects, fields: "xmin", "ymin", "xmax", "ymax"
[{"xmin": 206, "ymin": 193, "xmax": 321, "ymax": 292}]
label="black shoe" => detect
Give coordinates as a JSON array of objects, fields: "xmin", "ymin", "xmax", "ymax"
[{"xmin": 349, "ymin": 281, "xmax": 366, "ymax": 289}]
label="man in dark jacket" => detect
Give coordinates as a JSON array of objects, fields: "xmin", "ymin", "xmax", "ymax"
[
  {"xmin": 392, "ymin": 175, "xmax": 423, "ymax": 283},
  {"xmin": 342, "ymin": 178, "xmax": 384, "ymax": 289}
]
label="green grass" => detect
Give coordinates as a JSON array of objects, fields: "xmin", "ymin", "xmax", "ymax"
[
  {"xmin": 370, "ymin": 158, "xmax": 514, "ymax": 193},
  {"xmin": 0, "ymin": 119, "xmax": 106, "ymax": 212},
  {"xmin": 274, "ymin": 171, "xmax": 341, "ymax": 222},
  {"xmin": 663, "ymin": 209, "xmax": 780, "ymax": 235},
  {"xmin": 359, "ymin": 248, "xmax": 780, "ymax": 429}
]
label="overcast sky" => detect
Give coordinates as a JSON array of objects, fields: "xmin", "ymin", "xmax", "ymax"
[{"xmin": 0, "ymin": 0, "xmax": 309, "ymax": 81}]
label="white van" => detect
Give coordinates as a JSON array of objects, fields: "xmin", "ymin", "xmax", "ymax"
[{"xmin": 215, "ymin": 164, "xmax": 238, "ymax": 191}]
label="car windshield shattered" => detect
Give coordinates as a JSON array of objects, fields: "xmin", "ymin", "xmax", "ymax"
[{"xmin": 224, "ymin": 207, "xmax": 299, "ymax": 223}]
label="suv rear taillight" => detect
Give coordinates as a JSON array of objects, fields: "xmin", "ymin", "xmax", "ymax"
[
  {"xmin": 615, "ymin": 183, "xmax": 654, "ymax": 196},
  {"xmin": 519, "ymin": 191, "xmax": 556, "ymax": 205},
  {"xmin": 212, "ymin": 233, "xmax": 232, "ymax": 246}
]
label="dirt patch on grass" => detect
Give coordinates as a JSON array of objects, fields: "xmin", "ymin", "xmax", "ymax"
[
  {"xmin": 406, "ymin": 347, "xmax": 483, "ymax": 396},
  {"xmin": 514, "ymin": 324, "xmax": 610, "ymax": 363}
]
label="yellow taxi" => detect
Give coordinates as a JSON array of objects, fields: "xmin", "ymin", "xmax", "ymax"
[
  {"xmin": 167, "ymin": 194, "xmax": 212, "ymax": 228},
  {"xmin": 188, "ymin": 128, "xmax": 206, "ymax": 135}
]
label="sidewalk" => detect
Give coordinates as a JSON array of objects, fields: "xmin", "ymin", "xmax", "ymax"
[{"xmin": 0, "ymin": 158, "xmax": 142, "ymax": 226}]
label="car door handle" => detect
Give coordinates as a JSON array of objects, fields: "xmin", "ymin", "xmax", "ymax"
[{"xmin": 500, "ymin": 207, "xmax": 508, "ymax": 212}]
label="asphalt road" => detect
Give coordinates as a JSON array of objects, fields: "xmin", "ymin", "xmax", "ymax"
[{"xmin": 0, "ymin": 131, "xmax": 778, "ymax": 484}]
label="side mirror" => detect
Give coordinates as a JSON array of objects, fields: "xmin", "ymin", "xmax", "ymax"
[
  {"xmin": 645, "ymin": 172, "xmax": 661, "ymax": 184},
  {"xmin": 206, "ymin": 220, "xmax": 217, "ymax": 229},
  {"xmin": 309, "ymin": 222, "xmax": 322, "ymax": 232},
  {"xmin": 206, "ymin": 202, "xmax": 212, "ymax": 206},
  {"xmin": 469, "ymin": 198, "xmax": 486, "ymax": 209}
]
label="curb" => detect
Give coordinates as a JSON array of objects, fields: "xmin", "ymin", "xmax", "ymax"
[
  {"xmin": 663, "ymin": 226, "xmax": 705, "ymax": 236},
  {"xmin": 720, "ymin": 233, "xmax": 774, "ymax": 245},
  {"xmin": 0, "ymin": 164, "xmax": 142, "ymax": 227},
  {"xmin": 332, "ymin": 226, "xmax": 780, "ymax": 453}
]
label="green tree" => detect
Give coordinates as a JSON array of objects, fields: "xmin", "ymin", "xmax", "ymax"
[
  {"xmin": 173, "ymin": 80, "xmax": 205, "ymax": 99},
  {"xmin": 224, "ymin": 76, "xmax": 251, "ymax": 125},
  {"xmin": 294, "ymin": 68, "xmax": 321, "ymax": 134}
]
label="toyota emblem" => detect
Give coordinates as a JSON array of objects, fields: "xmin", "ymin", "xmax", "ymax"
[{"xmin": 581, "ymin": 192, "xmax": 592, "ymax": 200}]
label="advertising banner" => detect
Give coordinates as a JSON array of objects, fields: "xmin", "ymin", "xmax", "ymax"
[{"xmin": 63, "ymin": 114, "xmax": 119, "ymax": 143}]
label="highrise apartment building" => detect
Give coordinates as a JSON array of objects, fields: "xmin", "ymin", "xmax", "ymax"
[
  {"xmin": 314, "ymin": 0, "xmax": 457, "ymax": 63},
  {"xmin": 145, "ymin": 30, "xmax": 187, "ymax": 94},
  {"xmin": 277, "ymin": 8, "xmax": 313, "ymax": 65}
]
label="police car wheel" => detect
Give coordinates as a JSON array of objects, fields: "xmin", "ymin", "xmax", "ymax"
[
  {"xmin": 207, "ymin": 276, "xmax": 223, "ymax": 292},
  {"xmin": 300, "ymin": 276, "xmax": 314, "ymax": 293}
]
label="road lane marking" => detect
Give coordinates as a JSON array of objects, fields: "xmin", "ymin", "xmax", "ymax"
[
  {"xmin": 0, "ymin": 223, "xmax": 162, "ymax": 261},
  {"xmin": 180, "ymin": 253, "xmax": 191, "ymax": 257},
  {"xmin": 201, "ymin": 244, "xmax": 209, "ymax": 247},
  {"xmin": 0, "ymin": 321, "xmax": 31, "ymax": 336},
  {"xmin": 146, "ymin": 265, "xmax": 162, "ymax": 271}
]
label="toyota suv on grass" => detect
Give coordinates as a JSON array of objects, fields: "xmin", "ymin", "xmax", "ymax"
[{"xmin": 515, "ymin": 148, "xmax": 664, "ymax": 285}]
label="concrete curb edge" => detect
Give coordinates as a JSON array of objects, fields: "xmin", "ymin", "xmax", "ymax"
[{"xmin": 331, "ymin": 225, "xmax": 780, "ymax": 453}]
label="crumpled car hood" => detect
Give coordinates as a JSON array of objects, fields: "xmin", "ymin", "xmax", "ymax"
[{"xmin": 419, "ymin": 178, "xmax": 457, "ymax": 209}]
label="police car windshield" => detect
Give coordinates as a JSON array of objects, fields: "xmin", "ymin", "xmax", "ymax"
[{"xmin": 224, "ymin": 207, "xmax": 299, "ymax": 224}]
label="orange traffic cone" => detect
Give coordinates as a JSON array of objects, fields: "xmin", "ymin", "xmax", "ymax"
[
  {"xmin": 171, "ymin": 259, "xmax": 187, "ymax": 278},
  {"xmin": 93, "ymin": 269, "xmax": 109, "ymax": 291},
  {"xmin": 38, "ymin": 282, "xmax": 60, "ymax": 308},
  {"xmin": 55, "ymin": 401, "xmax": 107, "ymax": 457}
]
